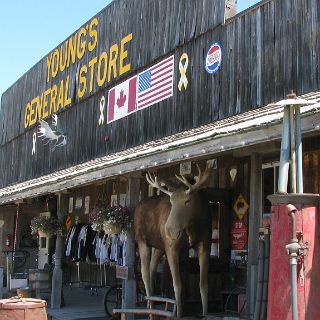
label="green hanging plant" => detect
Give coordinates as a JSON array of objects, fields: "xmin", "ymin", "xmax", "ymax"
[
  {"xmin": 89, "ymin": 205, "xmax": 132, "ymax": 234},
  {"xmin": 30, "ymin": 216, "xmax": 63, "ymax": 237}
]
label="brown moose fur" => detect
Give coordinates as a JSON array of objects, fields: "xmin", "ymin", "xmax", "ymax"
[{"xmin": 134, "ymin": 187, "xmax": 212, "ymax": 318}]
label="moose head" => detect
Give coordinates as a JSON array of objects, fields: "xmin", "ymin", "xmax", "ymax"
[{"xmin": 146, "ymin": 164, "xmax": 211, "ymax": 243}]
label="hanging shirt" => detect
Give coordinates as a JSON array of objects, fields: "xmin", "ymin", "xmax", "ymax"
[
  {"xmin": 77, "ymin": 225, "xmax": 88, "ymax": 260},
  {"xmin": 99, "ymin": 234, "xmax": 109, "ymax": 265},
  {"xmin": 85, "ymin": 225, "xmax": 97, "ymax": 262},
  {"xmin": 93, "ymin": 233, "xmax": 101, "ymax": 260},
  {"xmin": 66, "ymin": 225, "xmax": 76, "ymax": 257},
  {"xmin": 110, "ymin": 235, "xmax": 122, "ymax": 263},
  {"xmin": 94, "ymin": 233, "xmax": 108, "ymax": 265},
  {"xmin": 70, "ymin": 224, "xmax": 85, "ymax": 260},
  {"xmin": 120, "ymin": 234, "xmax": 127, "ymax": 266}
]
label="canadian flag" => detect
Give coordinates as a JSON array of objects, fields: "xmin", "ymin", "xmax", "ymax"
[{"xmin": 107, "ymin": 76, "xmax": 137, "ymax": 123}]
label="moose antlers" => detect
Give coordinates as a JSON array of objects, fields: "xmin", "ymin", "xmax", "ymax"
[
  {"xmin": 146, "ymin": 163, "xmax": 212, "ymax": 195},
  {"xmin": 175, "ymin": 164, "xmax": 211, "ymax": 194},
  {"xmin": 146, "ymin": 172, "xmax": 173, "ymax": 196}
]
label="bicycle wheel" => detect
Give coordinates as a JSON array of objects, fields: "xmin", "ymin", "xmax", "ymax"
[{"xmin": 103, "ymin": 284, "xmax": 122, "ymax": 317}]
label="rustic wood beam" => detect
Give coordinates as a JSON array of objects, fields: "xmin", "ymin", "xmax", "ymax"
[
  {"xmin": 122, "ymin": 177, "xmax": 140, "ymax": 319},
  {"xmin": 246, "ymin": 153, "xmax": 262, "ymax": 318},
  {"xmin": 1, "ymin": 112, "xmax": 319, "ymax": 205},
  {"xmin": 51, "ymin": 192, "xmax": 67, "ymax": 308}
]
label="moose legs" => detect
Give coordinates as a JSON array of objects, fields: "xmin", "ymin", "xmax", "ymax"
[
  {"xmin": 138, "ymin": 243, "xmax": 164, "ymax": 298},
  {"xmin": 138, "ymin": 242, "xmax": 152, "ymax": 297},
  {"xmin": 166, "ymin": 247, "xmax": 182, "ymax": 318},
  {"xmin": 196, "ymin": 241, "xmax": 209, "ymax": 316},
  {"xmin": 150, "ymin": 248, "xmax": 164, "ymax": 295}
]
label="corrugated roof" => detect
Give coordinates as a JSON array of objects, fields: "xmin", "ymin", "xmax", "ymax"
[{"xmin": 1, "ymin": 91, "xmax": 320, "ymax": 204}]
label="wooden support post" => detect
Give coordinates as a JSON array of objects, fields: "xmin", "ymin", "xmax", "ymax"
[
  {"xmin": 51, "ymin": 193, "xmax": 67, "ymax": 308},
  {"xmin": 0, "ymin": 220, "xmax": 4, "ymax": 298},
  {"xmin": 0, "ymin": 220, "xmax": 4, "ymax": 266},
  {"xmin": 246, "ymin": 153, "xmax": 262, "ymax": 319},
  {"xmin": 122, "ymin": 177, "xmax": 141, "ymax": 320}
]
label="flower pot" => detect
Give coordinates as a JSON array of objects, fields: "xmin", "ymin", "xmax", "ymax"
[
  {"xmin": 38, "ymin": 230, "xmax": 48, "ymax": 238},
  {"xmin": 103, "ymin": 222, "xmax": 121, "ymax": 234}
]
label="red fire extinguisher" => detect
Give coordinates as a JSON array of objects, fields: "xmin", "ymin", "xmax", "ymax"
[{"xmin": 5, "ymin": 234, "xmax": 11, "ymax": 246}]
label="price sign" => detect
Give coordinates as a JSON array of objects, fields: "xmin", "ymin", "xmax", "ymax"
[{"xmin": 231, "ymin": 219, "xmax": 247, "ymax": 250}]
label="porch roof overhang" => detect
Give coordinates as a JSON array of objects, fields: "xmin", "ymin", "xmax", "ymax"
[{"xmin": 1, "ymin": 91, "xmax": 320, "ymax": 205}]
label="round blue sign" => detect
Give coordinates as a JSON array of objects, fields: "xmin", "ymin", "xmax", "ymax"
[{"xmin": 204, "ymin": 42, "xmax": 222, "ymax": 74}]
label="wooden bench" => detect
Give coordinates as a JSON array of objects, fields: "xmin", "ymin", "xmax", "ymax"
[{"xmin": 112, "ymin": 296, "xmax": 177, "ymax": 319}]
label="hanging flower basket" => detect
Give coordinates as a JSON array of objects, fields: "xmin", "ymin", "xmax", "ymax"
[
  {"xmin": 30, "ymin": 216, "xmax": 63, "ymax": 237},
  {"xmin": 90, "ymin": 205, "xmax": 132, "ymax": 234},
  {"xmin": 103, "ymin": 222, "xmax": 121, "ymax": 235}
]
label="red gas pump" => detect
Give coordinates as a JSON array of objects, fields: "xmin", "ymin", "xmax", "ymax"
[
  {"xmin": 266, "ymin": 93, "xmax": 320, "ymax": 320},
  {"xmin": 267, "ymin": 194, "xmax": 320, "ymax": 320}
]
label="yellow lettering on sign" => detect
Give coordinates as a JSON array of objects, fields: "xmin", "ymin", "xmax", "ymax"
[
  {"xmin": 42, "ymin": 88, "xmax": 51, "ymax": 118},
  {"xmin": 29, "ymin": 97, "xmax": 37, "ymax": 127},
  {"xmin": 24, "ymin": 26, "xmax": 136, "ymax": 130},
  {"xmin": 97, "ymin": 51, "xmax": 108, "ymax": 87},
  {"xmin": 88, "ymin": 18, "xmax": 98, "ymax": 52},
  {"xmin": 57, "ymin": 79, "xmax": 65, "ymax": 111},
  {"xmin": 78, "ymin": 65, "xmax": 87, "ymax": 98},
  {"xmin": 119, "ymin": 33, "xmax": 132, "ymax": 76},
  {"xmin": 59, "ymin": 42, "xmax": 68, "ymax": 72},
  {"xmin": 88, "ymin": 56, "xmax": 98, "ymax": 93},
  {"xmin": 64, "ymin": 76, "xmax": 71, "ymax": 107},
  {"xmin": 108, "ymin": 44, "xmax": 118, "ymax": 82},
  {"xmin": 50, "ymin": 85, "xmax": 58, "ymax": 114},
  {"xmin": 45, "ymin": 17, "xmax": 100, "ymax": 82},
  {"xmin": 37, "ymin": 95, "xmax": 43, "ymax": 121},
  {"xmin": 67, "ymin": 34, "xmax": 77, "ymax": 68},
  {"xmin": 77, "ymin": 27, "xmax": 86, "ymax": 60},
  {"xmin": 52, "ymin": 49, "xmax": 59, "ymax": 78},
  {"xmin": 46, "ymin": 54, "xmax": 53, "ymax": 83},
  {"xmin": 24, "ymin": 103, "xmax": 31, "ymax": 128}
]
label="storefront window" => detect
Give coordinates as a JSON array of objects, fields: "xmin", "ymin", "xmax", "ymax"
[{"xmin": 39, "ymin": 237, "xmax": 47, "ymax": 249}]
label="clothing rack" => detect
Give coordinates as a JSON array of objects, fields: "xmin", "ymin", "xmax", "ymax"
[
  {"xmin": 68, "ymin": 261, "xmax": 82, "ymax": 290},
  {"xmin": 65, "ymin": 224, "xmax": 127, "ymax": 265},
  {"xmin": 67, "ymin": 261, "xmax": 117, "ymax": 295},
  {"xmin": 65, "ymin": 224, "xmax": 125, "ymax": 293}
]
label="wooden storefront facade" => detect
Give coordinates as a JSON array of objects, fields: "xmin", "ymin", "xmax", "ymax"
[
  {"xmin": 1, "ymin": 0, "xmax": 320, "ymax": 317},
  {"xmin": 1, "ymin": 0, "xmax": 320, "ymax": 187}
]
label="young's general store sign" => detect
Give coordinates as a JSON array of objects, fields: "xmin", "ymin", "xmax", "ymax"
[{"xmin": 24, "ymin": 17, "xmax": 133, "ymax": 129}]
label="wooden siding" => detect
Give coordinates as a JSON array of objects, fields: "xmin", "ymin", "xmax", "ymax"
[
  {"xmin": 1, "ymin": 0, "xmax": 320, "ymax": 187},
  {"xmin": 0, "ymin": 0, "xmax": 226, "ymax": 145}
]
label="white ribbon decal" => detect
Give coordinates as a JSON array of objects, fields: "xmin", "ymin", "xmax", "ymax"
[
  {"xmin": 32, "ymin": 132, "xmax": 37, "ymax": 155},
  {"xmin": 178, "ymin": 53, "xmax": 189, "ymax": 92},
  {"xmin": 52, "ymin": 114, "xmax": 58, "ymax": 127},
  {"xmin": 99, "ymin": 96, "xmax": 105, "ymax": 125}
]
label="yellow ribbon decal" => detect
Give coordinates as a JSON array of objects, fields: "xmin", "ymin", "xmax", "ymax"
[{"xmin": 178, "ymin": 53, "xmax": 189, "ymax": 91}]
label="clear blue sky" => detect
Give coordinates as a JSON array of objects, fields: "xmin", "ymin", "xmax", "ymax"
[{"xmin": 0, "ymin": 0, "xmax": 259, "ymax": 99}]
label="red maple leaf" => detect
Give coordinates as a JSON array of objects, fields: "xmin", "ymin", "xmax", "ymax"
[{"xmin": 116, "ymin": 90, "xmax": 126, "ymax": 108}]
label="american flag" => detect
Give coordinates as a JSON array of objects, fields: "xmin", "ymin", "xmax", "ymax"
[{"xmin": 137, "ymin": 55, "xmax": 174, "ymax": 110}]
